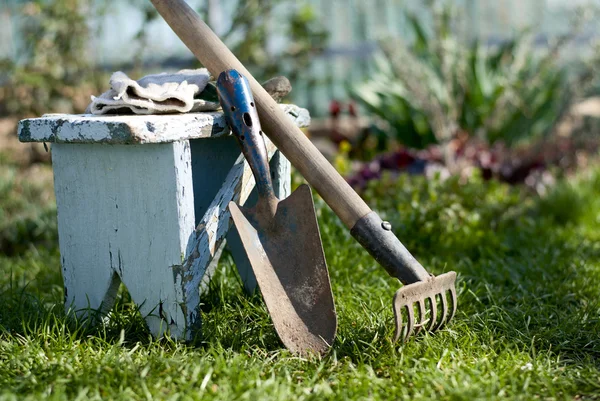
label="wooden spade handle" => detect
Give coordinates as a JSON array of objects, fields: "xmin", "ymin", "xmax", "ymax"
[{"xmin": 149, "ymin": 0, "xmax": 370, "ymax": 229}]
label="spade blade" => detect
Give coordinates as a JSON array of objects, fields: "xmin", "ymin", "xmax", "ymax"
[{"xmin": 229, "ymin": 184, "xmax": 336, "ymax": 356}]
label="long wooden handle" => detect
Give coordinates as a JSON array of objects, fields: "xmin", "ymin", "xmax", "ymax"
[{"xmin": 150, "ymin": 0, "xmax": 370, "ymax": 229}]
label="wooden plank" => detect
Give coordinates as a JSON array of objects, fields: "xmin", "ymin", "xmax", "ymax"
[
  {"xmin": 53, "ymin": 141, "xmax": 195, "ymax": 338},
  {"xmin": 186, "ymin": 137, "xmax": 291, "ymax": 296},
  {"xmin": 188, "ymin": 135, "xmax": 241, "ymax": 295},
  {"xmin": 174, "ymin": 136, "xmax": 278, "ymax": 339},
  {"xmin": 17, "ymin": 104, "xmax": 310, "ymax": 144}
]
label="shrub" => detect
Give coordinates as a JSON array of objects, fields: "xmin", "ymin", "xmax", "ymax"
[
  {"xmin": 0, "ymin": 0, "xmax": 106, "ymax": 116},
  {"xmin": 349, "ymin": 0, "xmax": 598, "ymax": 167}
]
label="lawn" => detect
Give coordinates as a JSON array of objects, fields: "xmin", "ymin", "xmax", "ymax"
[{"xmin": 1, "ymin": 155, "xmax": 599, "ymax": 400}]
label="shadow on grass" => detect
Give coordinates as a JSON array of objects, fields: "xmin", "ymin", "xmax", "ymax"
[{"xmin": 0, "ymin": 282, "xmax": 154, "ymax": 346}]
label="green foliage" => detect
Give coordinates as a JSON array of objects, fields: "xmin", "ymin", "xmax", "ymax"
[
  {"xmin": 538, "ymin": 166, "xmax": 600, "ymax": 228},
  {"xmin": 0, "ymin": 163, "xmax": 57, "ymax": 255},
  {"xmin": 122, "ymin": 0, "xmax": 328, "ymax": 84},
  {"xmin": 360, "ymin": 171, "xmax": 526, "ymax": 259},
  {"xmin": 1, "ymin": 0, "xmax": 327, "ymax": 117},
  {"xmin": 2, "ymin": 158, "xmax": 600, "ymax": 399},
  {"xmin": 0, "ymin": 0, "xmax": 107, "ymax": 116},
  {"xmin": 350, "ymin": 1, "xmax": 594, "ymax": 153},
  {"xmin": 205, "ymin": 1, "xmax": 327, "ymax": 83},
  {"xmin": 215, "ymin": 1, "xmax": 328, "ymax": 83}
]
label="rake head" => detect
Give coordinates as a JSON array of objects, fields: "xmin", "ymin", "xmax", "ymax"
[{"xmin": 393, "ymin": 271, "xmax": 457, "ymax": 342}]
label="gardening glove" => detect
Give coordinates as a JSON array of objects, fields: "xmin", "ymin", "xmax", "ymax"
[{"xmin": 87, "ymin": 68, "xmax": 220, "ymax": 115}]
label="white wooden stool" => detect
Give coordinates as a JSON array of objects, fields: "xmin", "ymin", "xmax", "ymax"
[{"xmin": 17, "ymin": 105, "xmax": 309, "ymax": 340}]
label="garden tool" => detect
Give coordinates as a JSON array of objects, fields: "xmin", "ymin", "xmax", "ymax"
[
  {"xmin": 217, "ymin": 69, "xmax": 336, "ymax": 356},
  {"xmin": 150, "ymin": 0, "xmax": 457, "ymax": 343}
]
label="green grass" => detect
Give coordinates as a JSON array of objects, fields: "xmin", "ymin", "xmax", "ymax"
[{"xmin": 1, "ymin": 161, "xmax": 600, "ymax": 400}]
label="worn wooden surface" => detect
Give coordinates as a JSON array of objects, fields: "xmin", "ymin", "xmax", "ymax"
[
  {"xmin": 17, "ymin": 104, "xmax": 309, "ymax": 144},
  {"xmin": 53, "ymin": 141, "xmax": 195, "ymax": 338},
  {"xmin": 187, "ymin": 136, "xmax": 243, "ymax": 295},
  {"xmin": 175, "ymin": 137, "xmax": 279, "ymax": 338},
  {"xmin": 29, "ymin": 106, "xmax": 300, "ymax": 340}
]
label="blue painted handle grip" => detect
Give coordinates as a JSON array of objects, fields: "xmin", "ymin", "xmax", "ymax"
[{"xmin": 217, "ymin": 69, "xmax": 275, "ymax": 201}]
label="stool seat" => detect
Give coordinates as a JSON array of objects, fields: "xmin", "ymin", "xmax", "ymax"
[
  {"xmin": 18, "ymin": 104, "xmax": 309, "ymax": 144},
  {"xmin": 18, "ymin": 105, "xmax": 309, "ymax": 340}
]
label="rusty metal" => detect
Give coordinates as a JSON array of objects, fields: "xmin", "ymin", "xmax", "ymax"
[
  {"xmin": 217, "ymin": 69, "xmax": 336, "ymax": 356},
  {"xmin": 393, "ymin": 272, "xmax": 457, "ymax": 342},
  {"xmin": 351, "ymin": 212, "xmax": 457, "ymax": 342}
]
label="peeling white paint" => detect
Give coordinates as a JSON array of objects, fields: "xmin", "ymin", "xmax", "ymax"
[
  {"xmin": 26, "ymin": 110, "xmax": 299, "ymax": 342},
  {"xmin": 177, "ymin": 138, "xmax": 278, "ymax": 339},
  {"xmin": 18, "ymin": 104, "xmax": 309, "ymax": 144},
  {"xmin": 53, "ymin": 141, "xmax": 194, "ymax": 339}
]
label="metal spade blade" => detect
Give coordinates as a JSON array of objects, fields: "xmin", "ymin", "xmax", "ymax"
[
  {"xmin": 229, "ymin": 185, "xmax": 336, "ymax": 355},
  {"xmin": 218, "ymin": 69, "xmax": 336, "ymax": 356}
]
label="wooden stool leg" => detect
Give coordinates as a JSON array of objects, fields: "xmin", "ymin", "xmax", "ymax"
[
  {"xmin": 178, "ymin": 139, "xmax": 280, "ymax": 339},
  {"xmin": 188, "ymin": 136, "xmax": 241, "ymax": 295},
  {"xmin": 270, "ymin": 149, "xmax": 292, "ymax": 205},
  {"xmin": 52, "ymin": 141, "xmax": 195, "ymax": 339},
  {"xmin": 62, "ymin": 261, "xmax": 121, "ymax": 318}
]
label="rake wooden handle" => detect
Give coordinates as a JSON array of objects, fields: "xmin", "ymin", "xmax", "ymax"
[{"xmin": 149, "ymin": 0, "xmax": 370, "ymax": 229}]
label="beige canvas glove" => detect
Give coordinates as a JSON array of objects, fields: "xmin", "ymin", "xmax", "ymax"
[{"xmin": 88, "ymin": 69, "xmax": 220, "ymax": 115}]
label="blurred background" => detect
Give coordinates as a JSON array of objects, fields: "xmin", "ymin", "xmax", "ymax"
[
  {"xmin": 2, "ymin": 0, "xmax": 599, "ymax": 114},
  {"xmin": 1, "ymin": 0, "xmax": 600, "ymax": 253},
  {"xmin": 3, "ymin": 1, "xmax": 600, "ymax": 111}
]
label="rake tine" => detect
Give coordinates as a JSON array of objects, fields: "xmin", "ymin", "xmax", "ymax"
[
  {"xmin": 433, "ymin": 291, "xmax": 449, "ymax": 331},
  {"xmin": 392, "ymin": 272, "xmax": 457, "ymax": 342},
  {"xmin": 427, "ymin": 295, "xmax": 438, "ymax": 331},
  {"xmin": 449, "ymin": 286, "xmax": 458, "ymax": 321},
  {"xmin": 393, "ymin": 302, "xmax": 404, "ymax": 343},
  {"xmin": 414, "ymin": 299, "xmax": 427, "ymax": 335},
  {"xmin": 403, "ymin": 304, "xmax": 415, "ymax": 342}
]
